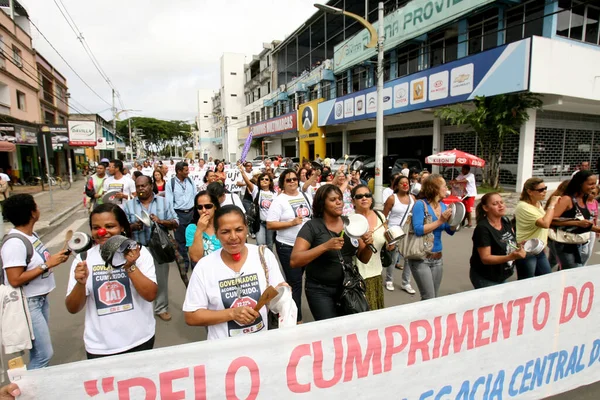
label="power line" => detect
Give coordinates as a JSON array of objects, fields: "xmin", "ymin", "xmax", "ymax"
[
  {"xmin": 28, "ymin": 18, "xmax": 112, "ymax": 107},
  {"xmin": 53, "ymin": 0, "xmax": 115, "ymax": 90}
]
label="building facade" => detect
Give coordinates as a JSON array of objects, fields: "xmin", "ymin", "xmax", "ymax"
[
  {"xmin": 197, "ymin": 88, "xmax": 219, "ymax": 160},
  {"xmin": 227, "ymin": 0, "xmax": 600, "ymax": 190}
]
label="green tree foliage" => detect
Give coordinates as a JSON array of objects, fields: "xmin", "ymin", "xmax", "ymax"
[
  {"xmin": 436, "ymin": 93, "xmax": 543, "ymax": 188},
  {"xmin": 115, "ymin": 117, "xmax": 193, "ymax": 149}
]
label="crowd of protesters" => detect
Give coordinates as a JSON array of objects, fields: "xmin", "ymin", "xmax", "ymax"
[{"xmin": 1, "ymin": 153, "xmax": 598, "ymax": 384}]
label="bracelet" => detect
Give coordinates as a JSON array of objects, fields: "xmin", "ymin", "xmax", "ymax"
[
  {"xmin": 547, "ymin": 206, "xmax": 555, "ymax": 210},
  {"xmin": 124, "ymin": 264, "xmax": 137, "ymax": 274}
]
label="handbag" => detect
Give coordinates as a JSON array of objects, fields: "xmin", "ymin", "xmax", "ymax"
[
  {"xmin": 257, "ymin": 245, "xmax": 280, "ymax": 329},
  {"xmin": 322, "ymin": 220, "xmax": 369, "ymax": 315},
  {"xmin": 147, "ymin": 222, "xmax": 176, "ymax": 264},
  {"xmin": 398, "ymin": 200, "xmax": 434, "ymax": 261},
  {"xmin": 375, "ymin": 211, "xmax": 393, "ymax": 266},
  {"xmin": 549, "ymin": 197, "xmax": 592, "ymax": 244}
]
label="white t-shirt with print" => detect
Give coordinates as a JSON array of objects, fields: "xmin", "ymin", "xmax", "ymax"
[
  {"xmin": 103, "ymin": 175, "xmax": 136, "ymax": 206},
  {"xmin": 66, "ymin": 245, "xmax": 156, "ymax": 355},
  {"xmin": 267, "ymin": 191, "xmax": 312, "ymax": 246},
  {"xmin": 303, "ymin": 182, "xmax": 321, "ymax": 198},
  {"xmin": 182, "ymin": 245, "xmax": 285, "ymax": 341},
  {"xmin": 251, "ymin": 186, "xmax": 277, "ymax": 221},
  {"xmin": 2, "ymin": 229, "xmax": 53, "ymax": 298}
]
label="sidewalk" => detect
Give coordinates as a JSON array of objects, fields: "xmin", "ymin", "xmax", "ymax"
[{"xmin": 2, "ymin": 183, "xmax": 85, "ymax": 237}]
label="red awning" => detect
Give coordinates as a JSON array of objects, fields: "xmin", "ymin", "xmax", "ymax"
[{"xmin": 0, "ymin": 141, "xmax": 16, "ymax": 152}]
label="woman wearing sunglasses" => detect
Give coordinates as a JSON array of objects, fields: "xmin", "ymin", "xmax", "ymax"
[
  {"xmin": 514, "ymin": 178, "xmax": 559, "ymax": 279},
  {"xmin": 267, "ymin": 169, "xmax": 312, "ymax": 324},
  {"xmin": 351, "ymin": 185, "xmax": 388, "ymax": 310},
  {"xmin": 239, "ymin": 169, "xmax": 277, "ymax": 249},
  {"xmin": 187, "ymin": 191, "xmax": 222, "ymax": 265},
  {"xmin": 382, "ymin": 175, "xmax": 416, "ymax": 294}
]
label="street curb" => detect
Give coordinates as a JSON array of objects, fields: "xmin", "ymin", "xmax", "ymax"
[{"xmin": 38, "ymin": 203, "xmax": 85, "ymax": 239}]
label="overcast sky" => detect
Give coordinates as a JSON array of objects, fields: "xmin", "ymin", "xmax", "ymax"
[{"xmin": 21, "ymin": 0, "xmax": 327, "ymax": 122}]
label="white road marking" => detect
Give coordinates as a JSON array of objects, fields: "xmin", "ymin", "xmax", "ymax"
[{"xmin": 44, "ymin": 218, "xmax": 88, "ymax": 248}]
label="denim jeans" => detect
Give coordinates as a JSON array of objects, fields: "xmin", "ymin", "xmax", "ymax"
[
  {"xmin": 154, "ymin": 260, "xmax": 170, "ymax": 314},
  {"xmin": 174, "ymin": 209, "xmax": 194, "ymax": 271},
  {"xmin": 256, "ymin": 223, "xmax": 274, "ymax": 250},
  {"xmin": 407, "ymin": 258, "xmax": 443, "ymax": 300},
  {"xmin": 276, "ymin": 241, "xmax": 304, "ymax": 322},
  {"xmin": 27, "ymin": 295, "xmax": 53, "ymax": 369},
  {"xmin": 552, "ymin": 241, "xmax": 584, "ymax": 269},
  {"xmin": 581, "ymin": 232, "xmax": 596, "ymax": 266},
  {"xmin": 305, "ymin": 279, "xmax": 341, "ymax": 321},
  {"xmin": 470, "ymin": 268, "xmax": 505, "ymax": 289},
  {"xmin": 515, "ymin": 252, "xmax": 552, "ymax": 280},
  {"xmin": 385, "ymin": 249, "xmax": 411, "ymax": 286}
]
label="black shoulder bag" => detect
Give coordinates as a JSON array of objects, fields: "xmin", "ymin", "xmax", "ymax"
[
  {"xmin": 321, "ymin": 219, "xmax": 370, "ymax": 315},
  {"xmin": 375, "ymin": 211, "xmax": 393, "ymax": 267}
]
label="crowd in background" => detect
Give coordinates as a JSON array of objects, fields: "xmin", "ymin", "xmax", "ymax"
[{"xmin": 1, "ymin": 153, "xmax": 597, "ymax": 385}]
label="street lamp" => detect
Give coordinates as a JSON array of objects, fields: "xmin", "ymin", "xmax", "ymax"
[
  {"xmin": 314, "ymin": 2, "xmax": 385, "ymax": 207},
  {"xmin": 112, "ymin": 108, "xmax": 141, "ymax": 159}
]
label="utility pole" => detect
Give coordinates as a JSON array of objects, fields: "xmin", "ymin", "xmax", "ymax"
[
  {"xmin": 128, "ymin": 118, "xmax": 133, "ymax": 160},
  {"xmin": 112, "ymin": 89, "xmax": 117, "ymax": 160}
]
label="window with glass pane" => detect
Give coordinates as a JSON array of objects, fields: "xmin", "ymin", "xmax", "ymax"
[
  {"xmin": 352, "ymin": 66, "xmax": 368, "ymax": 92},
  {"xmin": 322, "ymin": 81, "xmax": 332, "ymax": 100},
  {"xmin": 506, "ymin": 6, "xmax": 525, "ymax": 43},
  {"xmin": 468, "ymin": 8, "xmax": 499, "ymax": 54},
  {"xmin": 429, "ymin": 32, "xmax": 445, "ymax": 67},
  {"xmin": 336, "ymin": 74, "xmax": 348, "ymax": 96},
  {"xmin": 585, "ymin": 6, "xmax": 600, "ymax": 44},
  {"xmin": 524, "ymin": 0, "xmax": 545, "ymax": 38}
]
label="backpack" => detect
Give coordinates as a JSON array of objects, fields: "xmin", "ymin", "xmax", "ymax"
[
  {"xmin": 0, "ymin": 233, "xmax": 34, "ymax": 286},
  {"xmin": 170, "ymin": 177, "xmax": 195, "ymax": 192},
  {"xmin": 84, "ymin": 176, "xmax": 95, "ymax": 198}
]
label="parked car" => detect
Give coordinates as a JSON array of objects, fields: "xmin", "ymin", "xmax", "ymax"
[
  {"xmin": 331, "ymin": 155, "xmax": 371, "ymax": 172},
  {"xmin": 390, "ymin": 158, "xmax": 424, "ymax": 177},
  {"xmin": 359, "ymin": 155, "xmax": 402, "ymax": 184}
]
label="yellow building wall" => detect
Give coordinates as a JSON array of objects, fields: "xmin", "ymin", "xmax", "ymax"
[{"xmin": 298, "ymin": 98, "xmax": 326, "ymax": 162}]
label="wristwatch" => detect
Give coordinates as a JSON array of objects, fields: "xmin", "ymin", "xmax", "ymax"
[
  {"xmin": 39, "ymin": 263, "xmax": 49, "ymax": 273},
  {"xmin": 124, "ymin": 264, "xmax": 137, "ymax": 274}
]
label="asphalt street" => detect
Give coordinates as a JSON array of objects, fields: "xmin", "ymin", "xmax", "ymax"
[{"xmin": 14, "ymin": 208, "xmax": 600, "ymax": 399}]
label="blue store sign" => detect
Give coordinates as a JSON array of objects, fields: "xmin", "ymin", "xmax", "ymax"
[{"xmin": 318, "ymin": 38, "xmax": 531, "ymax": 127}]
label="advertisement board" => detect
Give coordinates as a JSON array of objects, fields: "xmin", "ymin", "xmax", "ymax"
[
  {"xmin": 333, "ymin": 0, "xmax": 495, "ymax": 73},
  {"xmin": 320, "ymin": 38, "xmax": 531, "ymax": 127},
  {"xmin": 248, "ymin": 112, "xmax": 297, "ymax": 138},
  {"xmin": 68, "ymin": 120, "xmax": 97, "ymax": 146}
]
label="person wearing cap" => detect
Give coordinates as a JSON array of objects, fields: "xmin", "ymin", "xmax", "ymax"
[
  {"xmin": 65, "ymin": 203, "xmax": 157, "ymax": 359},
  {"xmin": 124, "ymin": 175, "xmax": 178, "ymax": 322}
]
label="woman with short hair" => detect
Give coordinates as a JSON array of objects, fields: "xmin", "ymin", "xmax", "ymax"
[{"xmin": 1, "ymin": 194, "xmax": 70, "ymax": 369}]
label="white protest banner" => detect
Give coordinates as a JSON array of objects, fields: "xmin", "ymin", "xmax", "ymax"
[
  {"xmin": 225, "ymin": 169, "xmax": 241, "ymax": 193},
  {"xmin": 10, "ymin": 267, "xmax": 600, "ymax": 399}
]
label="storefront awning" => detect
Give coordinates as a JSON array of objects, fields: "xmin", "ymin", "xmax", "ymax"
[{"xmin": 0, "ymin": 141, "xmax": 16, "ymax": 152}]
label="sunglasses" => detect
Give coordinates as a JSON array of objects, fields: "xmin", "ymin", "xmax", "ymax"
[
  {"xmin": 354, "ymin": 193, "xmax": 373, "ymax": 200},
  {"xmin": 196, "ymin": 204, "xmax": 214, "ymax": 210},
  {"xmin": 260, "ymin": 177, "xmax": 271, "ymax": 181},
  {"xmin": 532, "ymin": 187, "xmax": 548, "ymax": 193},
  {"xmin": 285, "ymin": 177, "xmax": 298, "ymax": 183}
]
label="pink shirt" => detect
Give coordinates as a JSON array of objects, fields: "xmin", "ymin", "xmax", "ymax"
[{"xmin": 587, "ymin": 199, "xmax": 598, "ymax": 224}]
